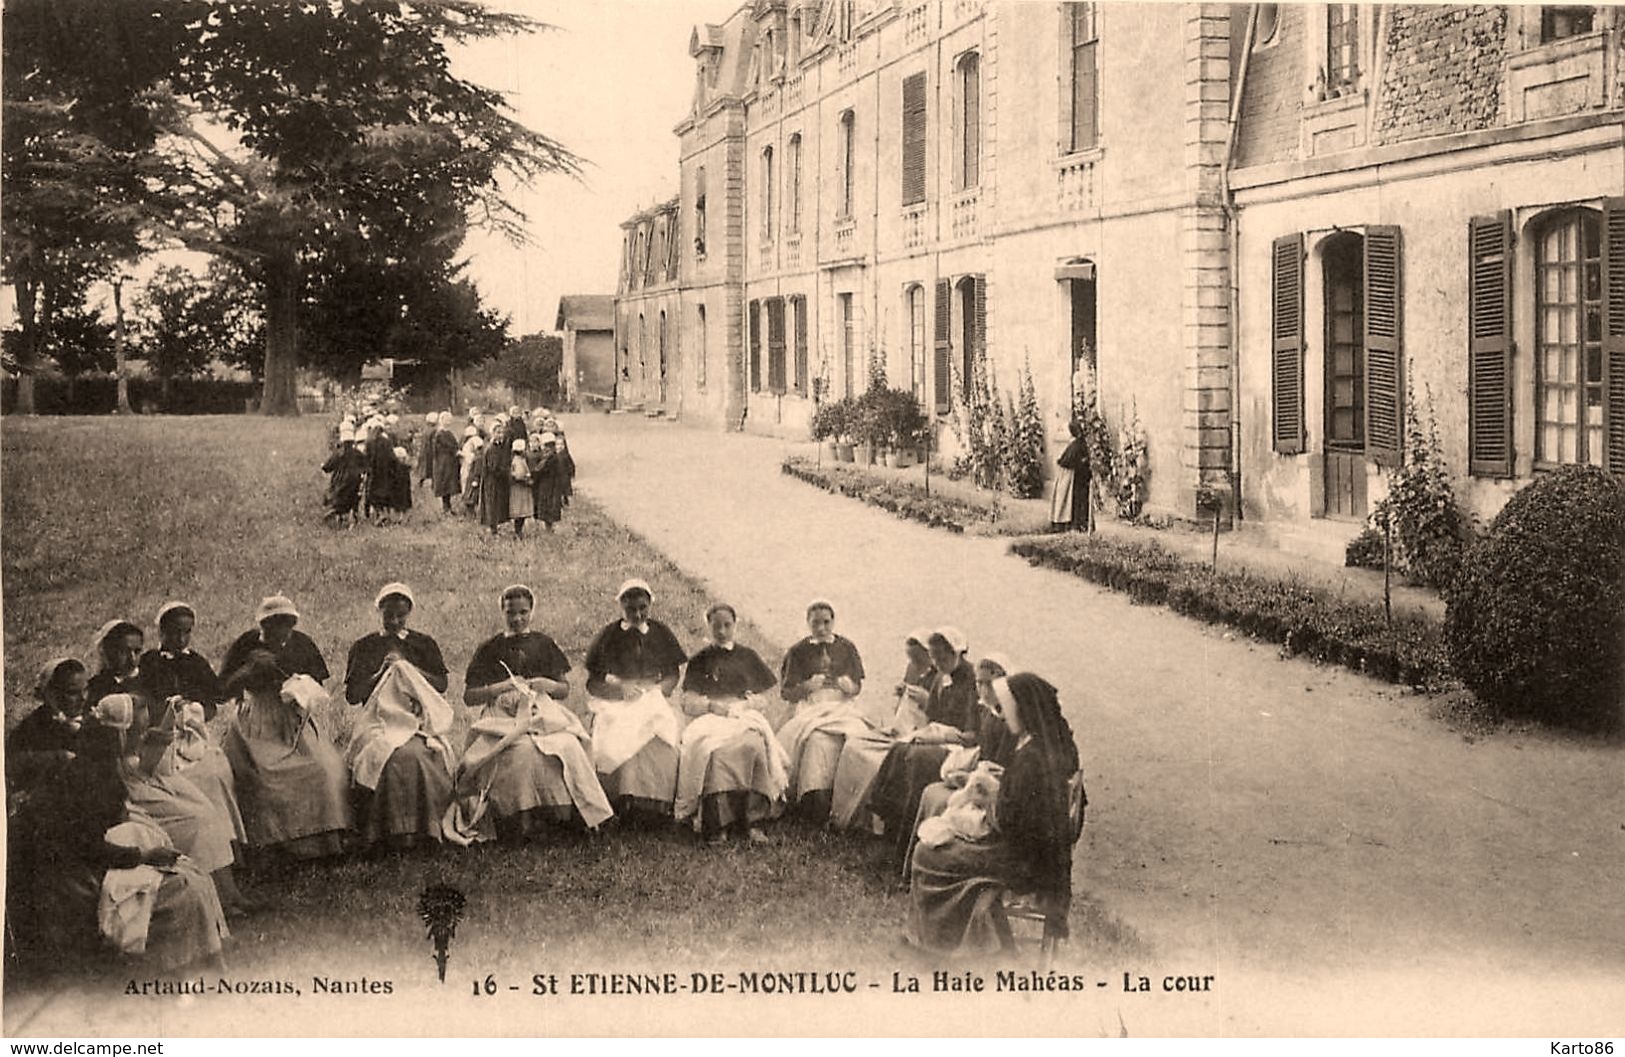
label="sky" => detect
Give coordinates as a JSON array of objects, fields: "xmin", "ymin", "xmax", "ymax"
[{"xmin": 455, "ymin": 0, "xmax": 730, "ymax": 335}]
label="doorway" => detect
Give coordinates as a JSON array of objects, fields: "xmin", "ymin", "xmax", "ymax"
[{"xmin": 1322, "ymin": 232, "xmax": 1366, "ymax": 518}]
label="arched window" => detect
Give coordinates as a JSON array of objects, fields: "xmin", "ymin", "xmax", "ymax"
[
  {"xmin": 838, "ymin": 110, "xmax": 856, "ymax": 219},
  {"xmin": 1535, "ymin": 208, "xmax": 1604, "ymax": 466},
  {"xmin": 956, "ymin": 51, "xmax": 980, "ymax": 189},
  {"xmin": 787, "ymin": 134, "xmax": 802, "ymax": 234},
  {"xmin": 907, "ymin": 284, "xmax": 927, "ymax": 404}
]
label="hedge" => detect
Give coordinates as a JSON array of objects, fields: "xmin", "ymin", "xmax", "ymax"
[
  {"xmin": 3, "ymin": 377, "xmax": 260, "ymax": 415},
  {"xmin": 782, "ymin": 457, "xmax": 986, "ymax": 534},
  {"xmin": 1011, "ymin": 534, "xmax": 1452, "ymax": 688}
]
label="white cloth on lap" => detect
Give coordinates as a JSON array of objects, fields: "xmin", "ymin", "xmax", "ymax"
[
  {"xmin": 673, "ymin": 700, "xmax": 790, "ymax": 823},
  {"xmin": 589, "ymin": 686, "xmax": 681, "ymax": 775},
  {"xmin": 348, "ymin": 658, "xmax": 456, "ymax": 791}
]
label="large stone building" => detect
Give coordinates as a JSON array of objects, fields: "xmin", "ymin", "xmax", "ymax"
[
  {"xmin": 555, "ymin": 294, "xmax": 616, "ymax": 408},
  {"xmin": 614, "ymin": 1, "xmax": 1625, "ymax": 541}
]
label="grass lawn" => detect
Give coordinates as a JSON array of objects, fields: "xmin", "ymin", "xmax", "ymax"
[{"xmin": 2, "ymin": 414, "xmax": 1142, "ymax": 1027}]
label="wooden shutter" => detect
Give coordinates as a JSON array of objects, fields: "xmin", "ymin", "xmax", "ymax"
[
  {"xmin": 933, "ymin": 278, "xmax": 952, "ymax": 412},
  {"xmin": 1271, "ymin": 234, "xmax": 1305, "ymax": 455},
  {"xmin": 1603, "ymin": 197, "xmax": 1625, "ymax": 473},
  {"xmin": 1363, "ymin": 226, "xmax": 1403, "ymax": 468},
  {"xmin": 768, "ymin": 298, "xmax": 787, "ymax": 394},
  {"xmin": 793, "ymin": 296, "xmax": 809, "ymax": 394},
  {"xmin": 748, "ymin": 300, "xmax": 762, "ymax": 393},
  {"xmin": 1467, "ymin": 212, "xmax": 1513, "ymax": 477},
  {"xmin": 902, "ymin": 72, "xmax": 927, "ymax": 206}
]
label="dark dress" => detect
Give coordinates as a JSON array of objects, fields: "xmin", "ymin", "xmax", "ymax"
[
  {"xmin": 139, "ymin": 648, "xmax": 224, "ymax": 720},
  {"xmin": 85, "ymin": 670, "xmax": 157, "ymax": 715},
  {"xmin": 558, "ymin": 440, "xmax": 576, "ymax": 505},
  {"xmin": 871, "ymin": 658, "xmax": 979, "ymax": 861},
  {"xmin": 907, "ymin": 736, "xmax": 1079, "ymax": 954},
  {"xmin": 531, "ymin": 449, "xmax": 567, "ymax": 525},
  {"xmin": 682, "ymin": 644, "xmax": 777, "ymax": 700},
  {"xmin": 6, "ymin": 704, "xmax": 84, "ymax": 795},
  {"xmin": 220, "ymin": 629, "xmax": 331, "ymax": 686},
  {"xmin": 343, "ymin": 630, "xmax": 454, "ymax": 847},
  {"xmin": 431, "ymin": 429, "xmax": 461, "ymax": 497},
  {"xmin": 479, "ymin": 437, "xmax": 511, "ymax": 528},
  {"xmin": 367, "ymin": 431, "xmax": 400, "ymax": 514},
  {"xmin": 778, "ymin": 636, "xmax": 866, "ymax": 704},
  {"xmin": 1055, "ymin": 435, "xmax": 1091, "ymax": 531},
  {"xmin": 322, "ymin": 445, "xmax": 366, "ymax": 517},
  {"xmin": 583, "ymin": 619, "xmax": 687, "ymax": 812}
]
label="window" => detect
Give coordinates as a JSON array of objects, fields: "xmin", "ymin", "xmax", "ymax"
[
  {"xmin": 957, "ymin": 53, "xmax": 980, "ymax": 190},
  {"xmin": 761, "ymin": 146, "xmax": 775, "ymax": 243},
  {"xmin": 902, "ymin": 72, "xmax": 927, "ymax": 206},
  {"xmin": 956, "ymin": 276, "xmax": 983, "ymax": 403},
  {"xmin": 1535, "ymin": 210, "xmax": 1604, "ymax": 467},
  {"xmin": 638, "ymin": 313, "xmax": 647, "ymax": 382},
  {"xmin": 840, "ymin": 293, "xmax": 856, "ymax": 398},
  {"xmin": 694, "ymin": 167, "xmax": 707, "ymax": 257},
  {"xmin": 1067, "ymin": 3, "xmax": 1098, "ymax": 153},
  {"xmin": 696, "ymin": 305, "xmax": 707, "ymax": 390},
  {"xmin": 1323, "ymin": 233, "xmax": 1366, "ymax": 453},
  {"xmin": 1326, "ymin": 4, "xmax": 1360, "ymax": 91},
  {"xmin": 907, "ymin": 285, "xmax": 927, "ymax": 405},
  {"xmin": 665, "ymin": 213, "xmax": 679, "ymax": 278},
  {"xmin": 1254, "ymin": 4, "xmax": 1279, "ymax": 48},
  {"xmin": 1540, "ymin": 6, "xmax": 1594, "ymax": 42},
  {"xmin": 787, "ymin": 134, "xmax": 802, "ymax": 234},
  {"xmin": 839, "ymin": 110, "xmax": 856, "ymax": 219},
  {"xmin": 658, "ymin": 310, "xmax": 668, "ymax": 401}
]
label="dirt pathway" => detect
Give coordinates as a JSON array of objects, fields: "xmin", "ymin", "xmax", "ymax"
[{"xmin": 569, "ymin": 413, "xmax": 1624, "ymax": 1032}]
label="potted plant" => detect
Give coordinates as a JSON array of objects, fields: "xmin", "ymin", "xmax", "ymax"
[
  {"xmin": 854, "ymin": 388, "xmax": 886, "ymax": 467},
  {"xmin": 831, "ymin": 397, "xmax": 857, "ymax": 462},
  {"xmin": 810, "ymin": 399, "xmax": 840, "ymax": 461}
]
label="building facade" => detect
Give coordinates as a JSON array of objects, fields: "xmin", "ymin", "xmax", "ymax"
[
  {"xmin": 555, "ymin": 294, "xmax": 616, "ymax": 408},
  {"xmin": 614, "ymin": 1, "xmax": 1625, "ymax": 535}
]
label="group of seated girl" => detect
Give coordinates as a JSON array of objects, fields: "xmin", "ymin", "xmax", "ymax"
[{"xmin": 5, "ymin": 583, "xmax": 1083, "ymax": 971}]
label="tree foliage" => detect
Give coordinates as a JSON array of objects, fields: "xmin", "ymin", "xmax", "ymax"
[
  {"xmin": 3, "ymin": 0, "xmax": 580, "ymax": 413},
  {"xmin": 134, "ymin": 262, "xmax": 264, "ymax": 381}
]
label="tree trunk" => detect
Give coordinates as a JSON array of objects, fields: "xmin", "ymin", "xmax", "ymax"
[
  {"xmin": 13, "ymin": 280, "xmax": 39, "ymax": 415},
  {"xmin": 261, "ymin": 257, "xmax": 300, "ymax": 415},
  {"xmin": 112, "ymin": 278, "xmax": 132, "ymax": 414},
  {"xmin": 160, "ymin": 373, "xmax": 172, "ymax": 410}
]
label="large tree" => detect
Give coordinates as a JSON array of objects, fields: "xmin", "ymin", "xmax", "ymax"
[{"xmin": 3, "ymin": 0, "xmax": 578, "ymax": 414}]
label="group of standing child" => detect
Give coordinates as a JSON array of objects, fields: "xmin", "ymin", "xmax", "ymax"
[{"xmin": 321, "ymin": 404, "xmax": 575, "ymax": 536}]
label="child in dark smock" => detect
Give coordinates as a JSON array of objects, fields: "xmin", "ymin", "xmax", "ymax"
[
  {"xmin": 322, "ymin": 428, "xmax": 366, "ymax": 526},
  {"xmin": 676, "ymin": 604, "xmax": 786, "ymax": 844},
  {"xmin": 583, "ymin": 579, "xmax": 687, "ymax": 821}
]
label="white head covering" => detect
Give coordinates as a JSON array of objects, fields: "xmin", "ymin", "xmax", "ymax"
[
  {"xmin": 35, "ymin": 656, "xmax": 84, "ymax": 698},
  {"xmin": 392, "ymin": 445, "xmax": 409, "ymax": 462},
  {"xmin": 438, "ymin": 411, "xmax": 453, "ymax": 428},
  {"xmin": 155, "ymin": 601, "xmax": 195, "ymax": 631},
  {"xmin": 511, "ymin": 437, "xmax": 527, "ymax": 452},
  {"xmin": 385, "ymin": 413, "xmax": 399, "ymax": 425},
  {"xmin": 339, "ymin": 426, "xmax": 356, "ymax": 443},
  {"xmin": 540, "ymin": 432, "xmax": 557, "ymax": 446},
  {"xmin": 978, "ymin": 651, "xmax": 1015, "ymax": 677},
  {"xmin": 90, "ymin": 693, "xmax": 134, "ymax": 731},
  {"xmin": 92, "ymin": 619, "xmax": 141, "ymax": 660},
  {"xmin": 500, "ymin": 584, "xmax": 535, "ymax": 610},
  {"xmin": 425, "ymin": 412, "xmax": 439, "ymax": 424},
  {"xmin": 463, "ymin": 425, "xmax": 478, "ymax": 438},
  {"xmin": 374, "ymin": 582, "xmax": 415, "ymax": 610},
  {"xmin": 256, "ymin": 595, "xmax": 300, "ymax": 624},
  {"xmin": 806, "ymin": 598, "xmax": 837, "ymax": 619},
  {"xmin": 616, "ymin": 578, "xmax": 654, "ymax": 603},
  {"xmin": 905, "ymin": 627, "xmax": 933, "ymax": 648},
  {"xmin": 470, "ymin": 437, "xmax": 485, "ymax": 450},
  {"xmin": 991, "ymin": 676, "xmax": 1018, "ymax": 719},
  {"xmin": 932, "ymin": 626, "xmax": 970, "ymax": 655}
]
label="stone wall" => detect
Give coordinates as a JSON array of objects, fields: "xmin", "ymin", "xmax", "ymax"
[
  {"xmin": 1374, "ymin": 5, "xmax": 1507, "ymax": 144},
  {"xmin": 1233, "ymin": 3, "xmax": 1303, "ymax": 168}
]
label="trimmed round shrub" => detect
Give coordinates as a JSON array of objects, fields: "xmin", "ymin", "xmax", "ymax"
[{"xmin": 1445, "ymin": 466, "xmax": 1625, "ymax": 731}]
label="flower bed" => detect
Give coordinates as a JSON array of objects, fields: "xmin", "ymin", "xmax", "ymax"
[
  {"xmin": 1010, "ymin": 535, "xmax": 1453, "ymax": 688},
  {"xmin": 782, "ymin": 457, "xmax": 990, "ymax": 534}
]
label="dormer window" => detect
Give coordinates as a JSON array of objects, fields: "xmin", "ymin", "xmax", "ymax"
[
  {"xmin": 1541, "ymin": 6, "xmax": 1594, "ymax": 42},
  {"xmin": 1326, "ymin": 4, "xmax": 1360, "ymax": 92}
]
